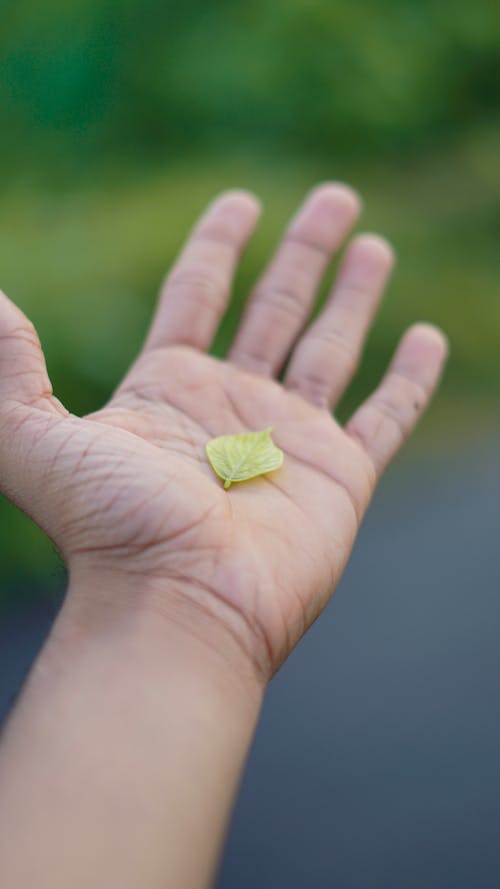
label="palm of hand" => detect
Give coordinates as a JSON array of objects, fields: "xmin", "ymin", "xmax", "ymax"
[
  {"xmin": 81, "ymin": 345, "xmax": 368, "ymax": 671},
  {"xmin": 0, "ymin": 185, "xmax": 446, "ymax": 678}
]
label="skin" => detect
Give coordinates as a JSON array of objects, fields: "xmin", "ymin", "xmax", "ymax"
[{"xmin": 0, "ymin": 183, "xmax": 448, "ymax": 888}]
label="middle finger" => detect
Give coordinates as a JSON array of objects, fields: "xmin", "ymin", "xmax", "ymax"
[{"xmin": 229, "ymin": 183, "xmax": 361, "ymax": 376}]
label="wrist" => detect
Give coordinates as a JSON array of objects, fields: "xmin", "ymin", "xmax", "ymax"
[
  {"xmin": 56, "ymin": 561, "xmax": 266, "ymax": 710},
  {"xmin": 2, "ymin": 564, "xmax": 263, "ymax": 889}
]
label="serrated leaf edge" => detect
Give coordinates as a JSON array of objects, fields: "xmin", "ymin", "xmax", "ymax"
[{"xmin": 206, "ymin": 427, "xmax": 283, "ymax": 489}]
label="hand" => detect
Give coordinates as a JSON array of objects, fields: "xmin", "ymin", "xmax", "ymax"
[{"xmin": 0, "ymin": 184, "xmax": 447, "ymax": 683}]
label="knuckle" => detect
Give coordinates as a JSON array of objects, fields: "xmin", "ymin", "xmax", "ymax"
[
  {"xmin": 169, "ymin": 268, "xmax": 217, "ymax": 292},
  {"xmin": 0, "ymin": 321, "xmax": 40, "ymax": 350},
  {"xmin": 231, "ymin": 347, "xmax": 273, "ymax": 375},
  {"xmin": 312, "ymin": 328, "xmax": 359, "ymax": 374},
  {"xmin": 374, "ymin": 394, "xmax": 408, "ymax": 435},
  {"xmin": 287, "ymin": 369, "xmax": 331, "ymax": 408},
  {"xmin": 285, "ymin": 231, "xmax": 330, "ymax": 260},
  {"xmin": 254, "ymin": 283, "xmax": 304, "ymax": 322},
  {"xmin": 167, "ymin": 268, "xmax": 227, "ymax": 311},
  {"xmin": 196, "ymin": 224, "xmax": 240, "ymax": 250}
]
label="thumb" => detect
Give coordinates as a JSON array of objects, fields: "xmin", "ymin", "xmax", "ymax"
[
  {"xmin": 0, "ymin": 289, "xmax": 56, "ymax": 407},
  {"xmin": 0, "ymin": 289, "xmax": 67, "ymax": 512}
]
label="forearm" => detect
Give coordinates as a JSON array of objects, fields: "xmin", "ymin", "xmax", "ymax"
[{"xmin": 0, "ymin": 572, "xmax": 263, "ymax": 889}]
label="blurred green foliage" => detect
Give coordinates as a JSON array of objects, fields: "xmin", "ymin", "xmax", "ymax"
[
  {"xmin": 0, "ymin": 0, "xmax": 499, "ymax": 590},
  {"xmin": 1, "ymin": 0, "xmax": 499, "ymax": 170}
]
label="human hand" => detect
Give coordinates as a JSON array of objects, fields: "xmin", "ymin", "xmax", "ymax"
[{"xmin": 0, "ymin": 184, "xmax": 447, "ymax": 684}]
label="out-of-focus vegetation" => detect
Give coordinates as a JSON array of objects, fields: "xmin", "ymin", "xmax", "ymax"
[{"xmin": 0, "ymin": 0, "xmax": 499, "ymax": 589}]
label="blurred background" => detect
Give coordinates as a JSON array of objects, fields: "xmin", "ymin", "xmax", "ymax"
[{"xmin": 0, "ymin": 1, "xmax": 499, "ymax": 886}]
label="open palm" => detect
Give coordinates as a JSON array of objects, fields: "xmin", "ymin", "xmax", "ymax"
[{"xmin": 0, "ymin": 185, "xmax": 446, "ymax": 679}]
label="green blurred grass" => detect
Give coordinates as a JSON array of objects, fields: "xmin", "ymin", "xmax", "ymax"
[{"xmin": 0, "ymin": 127, "xmax": 499, "ymax": 589}]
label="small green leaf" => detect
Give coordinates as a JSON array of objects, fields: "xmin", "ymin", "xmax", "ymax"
[{"xmin": 206, "ymin": 427, "xmax": 284, "ymax": 489}]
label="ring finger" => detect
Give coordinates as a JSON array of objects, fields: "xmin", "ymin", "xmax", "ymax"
[{"xmin": 285, "ymin": 233, "xmax": 395, "ymax": 409}]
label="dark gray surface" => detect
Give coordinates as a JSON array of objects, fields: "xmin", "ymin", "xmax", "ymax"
[
  {"xmin": 1, "ymin": 443, "xmax": 499, "ymax": 888},
  {"xmin": 217, "ymin": 444, "xmax": 500, "ymax": 889},
  {"xmin": 0, "ymin": 589, "xmax": 62, "ymax": 722}
]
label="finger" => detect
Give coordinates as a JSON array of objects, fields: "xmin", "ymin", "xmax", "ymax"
[
  {"xmin": 0, "ymin": 289, "xmax": 65, "ymax": 509},
  {"xmin": 144, "ymin": 190, "xmax": 261, "ymax": 352},
  {"xmin": 346, "ymin": 324, "xmax": 448, "ymax": 476},
  {"xmin": 285, "ymin": 234, "xmax": 394, "ymax": 408},
  {"xmin": 0, "ymin": 289, "xmax": 54, "ymax": 407},
  {"xmin": 229, "ymin": 183, "xmax": 361, "ymax": 375}
]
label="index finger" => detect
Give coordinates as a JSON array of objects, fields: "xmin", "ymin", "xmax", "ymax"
[{"xmin": 144, "ymin": 190, "xmax": 261, "ymax": 353}]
